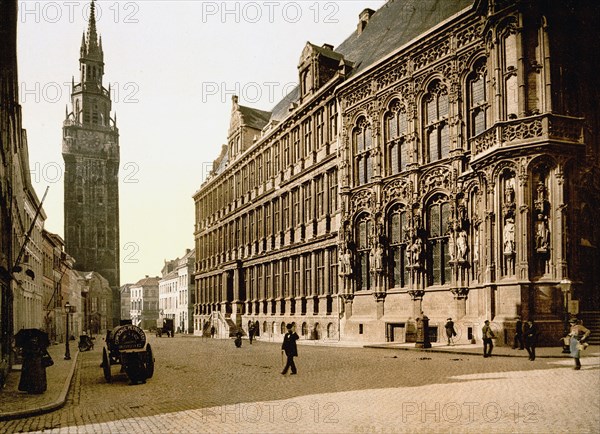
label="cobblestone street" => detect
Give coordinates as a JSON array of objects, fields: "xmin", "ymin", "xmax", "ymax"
[{"xmin": 1, "ymin": 336, "xmax": 598, "ymax": 433}]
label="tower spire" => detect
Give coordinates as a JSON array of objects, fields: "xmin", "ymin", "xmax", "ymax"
[{"xmin": 82, "ymin": 0, "xmax": 102, "ymax": 60}]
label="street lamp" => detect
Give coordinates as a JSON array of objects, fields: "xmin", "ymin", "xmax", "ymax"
[
  {"xmin": 64, "ymin": 301, "xmax": 73, "ymax": 360},
  {"xmin": 559, "ymin": 279, "xmax": 572, "ymax": 354}
]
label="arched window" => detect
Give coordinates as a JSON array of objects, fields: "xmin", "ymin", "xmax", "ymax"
[
  {"xmin": 388, "ymin": 205, "xmax": 408, "ymax": 288},
  {"xmin": 422, "ymin": 81, "xmax": 449, "ymax": 163},
  {"xmin": 385, "ymin": 100, "xmax": 409, "ymax": 175},
  {"xmin": 353, "ymin": 117, "xmax": 373, "ymax": 186},
  {"xmin": 427, "ymin": 196, "xmax": 451, "ymax": 285},
  {"xmin": 467, "ymin": 58, "xmax": 489, "ymax": 138},
  {"xmin": 355, "ymin": 214, "xmax": 371, "ymax": 291}
]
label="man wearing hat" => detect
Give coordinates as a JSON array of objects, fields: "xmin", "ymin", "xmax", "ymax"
[
  {"xmin": 445, "ymin": 318, "xmax": 457, "ymax": 346},
  {"xmin": 568, "ymin": 318, "xmax": 591, "ymax": 370},
  {"xmin": 482, "ymin": 320, "xmax": 495, "ymax": 358},
  {"xmin": 281, "ymin": 323, "xmax": 299, "ymax": 375}
]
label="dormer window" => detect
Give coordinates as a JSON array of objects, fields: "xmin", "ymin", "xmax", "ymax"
[{"xmin": 301, "ymin": 68, "xmax": 312, "ymax": 97}]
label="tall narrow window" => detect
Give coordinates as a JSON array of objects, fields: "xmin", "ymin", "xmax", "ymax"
[
  {"xmin": 329, "ymin": 247, "xmax": 338, "ymax": 294},
  {"xmin": 292, "ymin": 127, "xmax": 301, "ymax": 162},
  {"xmin": 282, "ymin": 259, "xmax": 289, "ymax": 298},
  {"xmin": 388, "ymin": 206, "xmax": 407, "ymax": 288},
  {"xmin": 303, "ymin": 118, "xmax": 312, "ymax": 156},
  {"xmin": 385, "ymin": 100, "xmax": 409, "ymax": 175},
  {"xmin": 423, "ymin": 81, "xmax": 450, "ymax": 163},
  {"xmin": 328, "ymin": 100, "xmax": 337, "ymax": 144},
  {"xmin": 501, "ymin": 21, "xmax": 519, "ymax": 119},
  {"xmin": 427, "ymin": 196, "xmax": 451, "ymax": 286},
  {"xmin": 292, "ymin": 188, "xmax": 300, "ymax": 227},
  {"xmin": 315, "ymin": 109, "xmax": 325, "ymax": 148},
  {"xmin": 353, "ymin": 117, "xmax": 373, "ymax": 186},
  {"xmin": 273, "ymin": 141, "xmax": 280, "ymax": 173},
  {"xmin": 355, "ymin": 215, "xmax": 371, "ymax": 291},
  {"xmin": 468, "ymin": 58, "xmax": 489, "ymax": 138},
  {"xmin": 282, "ymin": 135, "xmax": 290, "ymax": 167},
  {"xmin": 315, "ymin": 250, "xmax": 325, "ymax": 295},
  {"xmin": 328, "ymin": 170, "xmax": 338, "ymax": 214},
  {"xmin": 316, "ymin": 175, "xmax": 325, "ymax": 218},
  {"xmin": 303, "ymin": 182, "xmax": 312, "ymax": 223},
  {"xmin": 304, "ymin": 254, "xmax": 312, "ymax": 295}
]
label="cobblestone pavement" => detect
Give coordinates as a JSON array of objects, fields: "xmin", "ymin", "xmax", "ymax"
[{"xmin": 1, "ymin": 336, "xmax": 598, "ymax": 433}]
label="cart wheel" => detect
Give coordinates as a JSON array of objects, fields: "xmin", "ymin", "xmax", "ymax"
[
  {"xmin": 102, "ymin": 348, "xmax": 111, "ymax": 382},
  {"xmin": 146, "ymin": 344, "xmax": 154, "ymax": 378}
]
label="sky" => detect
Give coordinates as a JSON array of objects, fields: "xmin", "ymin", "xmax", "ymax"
[{"xmin": 17, "ymin": 0, "xmax": 386, "ymax": 285}]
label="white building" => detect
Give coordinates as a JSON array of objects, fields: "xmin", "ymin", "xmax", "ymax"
[{"xmin": 159, "ymin": 249, "xmax": 194, "ymax": 333}]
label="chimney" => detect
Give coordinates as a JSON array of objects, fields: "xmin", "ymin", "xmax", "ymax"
[
  {"xmin": 357, "ymin": 8, "xmax": 375, "ymax": 35},
  {"xmin": 322, "ymin": 43, "xmax": 334, "ymax": 51}
]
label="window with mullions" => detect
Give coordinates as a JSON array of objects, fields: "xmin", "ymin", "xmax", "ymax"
[
  {"xmin": 355, "ymin": 215, "xmax": 372, "ymax": 291},
  {"xmin": 353, "ymin": 117, "xmax": 373, "ymax": 186},
  {"xmin": 427, "ymin": 197, "xmax": 451, "ymax": 286},
  {"xmin": 292, "ymin": 127, "xmax": 301, "ymax": 162},
  {"xmin": 388, "ymin": 206, "xmax": 408, "ymax": 288},
  {"xmin": 385, "ymin": 100, "xmax": 409, "ymax": 175},
  {"xmin": 315, "ymin": 109, "xmax": 325, "ymax": 148},
  {"xmin": 282, "ymin": 135, "xmax": 290, "ymax": 167},
  {"xmin": 303, "ymin": 118, "xmax": 312, "ymax": 156},
  {"xmin": 467, "ymin": 58, "xmax": 489, "ymax": 138},
  {"xmin": 423, "ymin": 81, "xmax": 450, "ymax": 163}
]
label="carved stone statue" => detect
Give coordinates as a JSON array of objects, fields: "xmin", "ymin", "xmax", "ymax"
[
  {"xmin": 370, "ymin": 244, "xmax": 384, "ymax": 272},
  {"xmin": 339, "ymin": 248, "xmax": 352, "ymax": 276},
  {"xmin": 456, "ymin": 230, "xmax": 468, "ymax": 262},
  {"xmin": 503, "ymin": 218, "xmax": 515, "ymax": 255},
  {"xmin": 535, "ymin": 214, "xmax": 549, "ymax": 253},
  {"xmin": 448, "ymin": 233, "xmax": 455, "ymax": 262},
  {"xmin": 411, "ymin": 237, "xmax": 423, "ymax": 267}
]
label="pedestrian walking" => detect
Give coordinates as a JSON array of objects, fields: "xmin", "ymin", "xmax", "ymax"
[
  {"xmin": 248, "ymin": 324, "xmax": 254, "ymax": 344},
  {"xmin": 482, "ymin": 320, "xmax": 495, "ymax": 358},
  {"xmin": 281, "ymin": 323, "xmax": 299, "ymax": 375},
  {"xmin": 523, "ymin": 319, "xmax": 538, "ymax": 361},
  {"xmin": 445, "ymin": 318, "xmax": 457, "ymax": 345},
  {"xmin": 210, "ymin": 325, "xmax": 215, "ymax": 338},
  {"xmin": 513, "ymin": 316, "xmax": 524, "ymax": 350},
  {"xmin": 568, "ymin": 318, "xmax": 591, "ymax": 370}
]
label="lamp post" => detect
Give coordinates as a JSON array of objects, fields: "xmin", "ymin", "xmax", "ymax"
[
  {"xmin": 559, "ymin": 279, "xmax": 572, "ymax": 354},
  {"xmin": 64, "ymin": 301, "xmax": 72, "ymax": 360}
]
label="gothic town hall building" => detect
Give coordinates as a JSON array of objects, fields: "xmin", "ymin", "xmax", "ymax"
[{"xmin": 193, "ymin": 0, "xmax": 599, "ymax": 346}]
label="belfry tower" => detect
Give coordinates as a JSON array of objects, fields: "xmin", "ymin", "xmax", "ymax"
[{"xmin": 63, "ymin": 0, "xmax": 120, "ymax": 289}]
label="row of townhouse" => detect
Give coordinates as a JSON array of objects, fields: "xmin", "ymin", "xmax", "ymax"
[
  {"xmin": 0, "ymin": 0, "xmax": 116, "ymax": 387},
  {"xmin": 120, "ymin": 249, "xmax": 195, "ymax": 333}
]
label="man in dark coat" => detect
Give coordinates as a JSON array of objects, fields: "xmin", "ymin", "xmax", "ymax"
[
  {"xmin": 513, "ymin": 316, "xmax": 524, "ymax": 350},
  {"xmin": 524, "ymin": 319, "xmax": 538, "ymax": 361},
  {"xmin": 482, "ymin": 320, "xmax": 495, "ymax": 358},
  {"xmin": 281, "ymin": 323, "xmax": 299, "ymax": 375}
]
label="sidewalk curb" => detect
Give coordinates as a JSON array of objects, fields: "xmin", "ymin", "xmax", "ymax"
[
  {"xmin": 363, "ymin": 344, "xmax": 589, "ymax": 359},
  {"xmin": 0, "ymin": 350, "xmax": 79, "ymax": 422}
]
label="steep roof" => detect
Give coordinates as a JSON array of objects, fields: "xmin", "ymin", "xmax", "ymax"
[
  {"xmin": 271, "ymin": 0, "xmax": 474, "ymax": 120},
  {"xmin": 238, "ymin": 104, "xmax": 271, "ymax": 130},
  {"xmin": 335, "ymin": 0, "xmax": 473, "ymax": 77},
  {"xmin": 133, "ymin": 276, "xmax": 159, "ymax": 286}
]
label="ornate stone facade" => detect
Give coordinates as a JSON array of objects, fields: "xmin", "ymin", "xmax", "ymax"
[
  {"xmin": 194, "ymin": 0, "xmax": 599, "ymax": 345},
  {"xmin": 62, "ymin": 1, "xmax": 120, "ymax": 292}
]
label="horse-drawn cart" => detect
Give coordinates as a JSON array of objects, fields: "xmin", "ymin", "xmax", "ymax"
[{"xmin": 101, "ymin": 324, "xmax": 154, "ymax": 384}]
